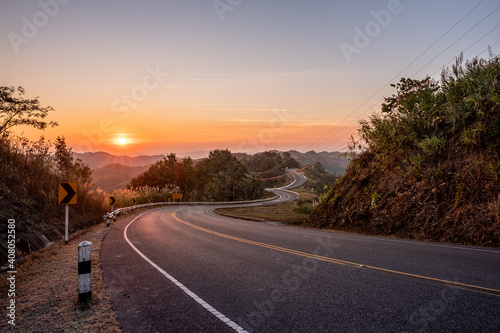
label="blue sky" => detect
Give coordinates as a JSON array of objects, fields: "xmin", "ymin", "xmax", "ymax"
[{"xmin": 1, "ymin": 0, "xmax": 499, "ymax": 155}]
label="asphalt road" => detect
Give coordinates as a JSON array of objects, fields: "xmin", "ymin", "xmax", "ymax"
[
  {"xmin": 102, "ymin": 173, "xmax": 500, "ymax": 332},
  {"xmin": 278, "ymin": 170, "xmax": 307, "ymax": 190}
]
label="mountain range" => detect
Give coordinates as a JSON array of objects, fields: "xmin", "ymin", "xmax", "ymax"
[
  {"xmin": 73, "ymin": 151, "xmax": 166, "ymax": 169},
  {"xmin": 76, "ymin": 150, "xmax": 349, "ymax": 192}
]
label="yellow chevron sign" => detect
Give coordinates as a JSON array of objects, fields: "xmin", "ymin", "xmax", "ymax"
[{"xmin": 58, "ymin": 182, "xmax": 77, "ymax": 205}]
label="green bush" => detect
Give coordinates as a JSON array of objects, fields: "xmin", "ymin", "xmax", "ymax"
[{"xmin": 293, "ymin": 203, "xmax": 315, "ymax": 215}]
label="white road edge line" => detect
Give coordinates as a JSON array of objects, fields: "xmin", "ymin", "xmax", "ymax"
[{"xmin": 123, "ymin": 211, "xmax": 249, "ymax": 333}]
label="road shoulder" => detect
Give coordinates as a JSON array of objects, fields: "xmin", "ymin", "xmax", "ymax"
[{"xmin": 0, "ymin": 222, "xmax": 121, "ymax": 332}]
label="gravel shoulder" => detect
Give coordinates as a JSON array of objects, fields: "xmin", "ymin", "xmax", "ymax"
[{"xmin": 0, "ymin": 222, "xmax": 122, "ymax": 332}]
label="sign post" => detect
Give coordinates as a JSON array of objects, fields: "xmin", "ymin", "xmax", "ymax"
[
  {"xmin": 59, "ymin": 182, "xmax": 77, "ymax": 245},
  {"xmin": 65, "ymin": 205, "xmax": 69, "ymax": 244}
]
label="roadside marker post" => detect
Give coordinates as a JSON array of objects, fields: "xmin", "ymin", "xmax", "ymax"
[
  {"xmin": 65, "ymin": 205, "xmax": 69, "ymax": 244},
  {"xmin": 58, "ymin": 182, "xmax": 77, "ymax": 245},
  {"xmin": 108, "ymin": 196, "xmax": 116, "ymax": 226},
  {"xmin": 78, "ymin": 241, "xmax": 92, "ymax": 305}
]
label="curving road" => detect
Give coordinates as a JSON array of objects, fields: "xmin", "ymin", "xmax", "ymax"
[
  {"xmin": 101, "ymin": 172, "xmax": 500, "ymax": 332},
  {"xmin": 278, "ymin": 170, "xmax": 307, "ymax": 190}
]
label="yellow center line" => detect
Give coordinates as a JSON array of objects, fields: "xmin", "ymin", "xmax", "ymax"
[{"xmin": 171, "ymin": 212, "xmax": 500, "ymax": 297}]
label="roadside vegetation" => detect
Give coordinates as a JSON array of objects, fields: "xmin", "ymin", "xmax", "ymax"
[
  {"xmin": 307, "ymin": 54, "xmax": 500, "ymax": 247},
  {"xmin": 0, "ymin": 87, "xmax": 107, "ymax": 266},
  {"xmin": 122, "ymin": 149, "xmax": 265, "ymax": 204}
]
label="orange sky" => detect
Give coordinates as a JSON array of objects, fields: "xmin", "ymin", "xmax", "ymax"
[
  {"xmin": 16, "ymin": 107, "xmax": 359, "ymax": 156},
  {"xmin": 3, "ymin": 1, "xmax": 498, "ymax": 156}
]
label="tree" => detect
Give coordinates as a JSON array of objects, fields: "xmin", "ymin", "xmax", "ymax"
[
  {"xmin": 130, "ymin": 149, "xmax": 265, "ymax": 201},
  {"xmin": 178, "ymin": 157, "xmax": 196, "ymax": 195},
  {"xmin": 53, "ymin": 136, "xmax": 92, "ymax": 186},
  {"xmin": 282, "ymin": 151, "xmax": 300, "ymax": 169},
  {"xmin": 0, "ymin": 86, "xmax": 58, "ymax": 136},
  {"xmin": 196, "ymin": 149, "xmax": 263, "ymax": 201},
  {"xmin": 130, "ymin": 153, "xmax": 180, "ymax": 191}
]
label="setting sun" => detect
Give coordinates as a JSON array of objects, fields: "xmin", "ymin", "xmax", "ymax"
[{"xmin": 115, "ymin": 137, "xmax": 128, "ymax": 146}]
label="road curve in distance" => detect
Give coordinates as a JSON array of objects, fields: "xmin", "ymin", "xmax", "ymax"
[{"xmin": 278, "ymin": 170, "xmax": 306, "ymax": 190}]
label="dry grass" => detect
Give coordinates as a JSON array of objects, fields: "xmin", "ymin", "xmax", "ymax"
[
  {"xmin": 216, "ymin": 203, "xmax": 308, "ymax": 224},
  {"xmin": 215, "ymin": 192, "xmax": 318, "ymax": 225},
  {"xmin": 0, "ymin": 223, "xmax": 121, "ymax": 333}
]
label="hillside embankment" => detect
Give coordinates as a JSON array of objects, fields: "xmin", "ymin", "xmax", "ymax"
[{"xmin": 306, "ymin": 56, "xmax": 500, "ymax": 247}]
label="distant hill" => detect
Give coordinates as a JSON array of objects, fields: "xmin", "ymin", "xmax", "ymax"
[
  {"xmin": 179, "ymin": 150, "xmax": 210, "ymax": 159},
  {"xmin": 91, "ymin": 163, "xmax": 150, "ymax": 192},
  {"xmin": 236, "ymin": 150, "xmax": 349, "ymax": 176},
  {"xmin": 73, "ymin": 152, "xmax": 165, "ymax": 191},
  {"xmin": 74, "ymin": 151, "xmax": 165, "ymax": 169},
  {"xmin": 284, "ymin": 150, "xmax": 349, "ymax": 176}
]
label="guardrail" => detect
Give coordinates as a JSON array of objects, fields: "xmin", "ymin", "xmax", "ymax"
[
  {"xmin": 103, "ymin": 189, "xmax": 286, "ymax": 221},
  {"xmin": 103, "ymin": 172, "xmax": 304, "ymax": 222}
]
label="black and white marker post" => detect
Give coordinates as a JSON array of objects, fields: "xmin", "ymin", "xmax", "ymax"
[{"xmin": 78, "ymin": 241, "xmax": 92, "ymax": 304}]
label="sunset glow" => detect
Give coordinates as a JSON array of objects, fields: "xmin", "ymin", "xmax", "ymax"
[{"xmin": 2, "ymin": 1, "xmax": 498, "ymax": 156}]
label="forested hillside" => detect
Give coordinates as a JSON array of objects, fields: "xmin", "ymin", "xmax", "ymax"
[
  {"xmin": 286, "ymin": 150, "xmax": 349, "ymax": 175},
  {"xmin": 307, "ymin": 55, "xmax": 500, "ymax": 247},
  {"xmin": 238, "ymin": 151, "xmax": 300, "ymax": 187},
  {"xmin": 0, "ymin": 136, "xmax": 106, "ymax": 266},
  {"xmin": 0, "ymin": 87, "xmax": 106, "ymax": 266}
]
